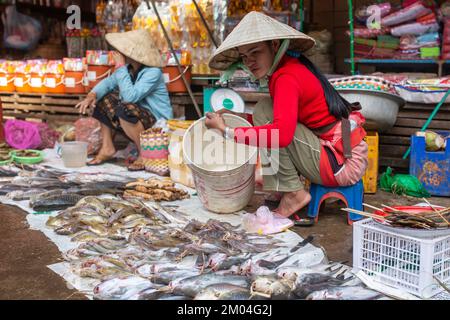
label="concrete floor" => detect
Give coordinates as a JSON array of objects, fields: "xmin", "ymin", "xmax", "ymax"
[{"xmin": 1, "ymin": 190, "xmax": 449, "ymax": 299}]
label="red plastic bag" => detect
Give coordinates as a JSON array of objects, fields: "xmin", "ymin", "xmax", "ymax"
[
  {"xmin": 36, "ymin": 123, "xmax": 60, "ymax": 149},
  {"xmin": 74, "ymin": 117, "xmax": 102, "ymax": 155}
]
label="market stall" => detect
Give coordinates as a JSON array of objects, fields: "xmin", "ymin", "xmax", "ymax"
[{"xmin": 0, "ymin": 0, "xmax": 449, "ymax": 302}]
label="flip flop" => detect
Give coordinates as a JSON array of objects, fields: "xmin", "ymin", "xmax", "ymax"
[
  {"xmin": 87, "ymin": 155, "xmax": 117, "ymax": 166},
  {"xmin": 291, "ymin": 213, "xmax": 315, "ymax": 227}
]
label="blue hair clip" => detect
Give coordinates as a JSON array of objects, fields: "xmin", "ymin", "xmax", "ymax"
[{"xmin": 287, "ymin": 50, "xmax": 301, "ymax": 58}]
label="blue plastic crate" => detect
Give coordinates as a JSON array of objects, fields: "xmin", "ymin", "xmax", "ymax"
[{"xmin": 410, "ymin": 131, "xmax": 450, "ymax": 197}]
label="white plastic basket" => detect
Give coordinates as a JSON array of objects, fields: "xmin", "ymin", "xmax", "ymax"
[{"xmin": 353, "ymin": 219, "xmax": 450, "ymax": 299}]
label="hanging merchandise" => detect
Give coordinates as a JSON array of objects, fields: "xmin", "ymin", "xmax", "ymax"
[
  {"xmin": 2, "ymin": 5, "xmax": 42, "ymax": 51},
  {"xmin": 132, "ymin": 0, "xmax": 222, "ymax": 75}
]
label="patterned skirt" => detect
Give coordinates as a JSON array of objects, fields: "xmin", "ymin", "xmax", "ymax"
[{"xmin": 92, "ymin": 92, "xmax": 156, "ymax": 131}]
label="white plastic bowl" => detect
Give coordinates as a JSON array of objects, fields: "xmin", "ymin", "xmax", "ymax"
[{"xmin": 338, "ymin": 89, "xmax": 406, "ymax": 133}]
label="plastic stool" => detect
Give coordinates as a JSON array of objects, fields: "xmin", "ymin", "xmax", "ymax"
[{"xmin": 307, "ymin": 181, "xmax": 364, "ymax": 225}]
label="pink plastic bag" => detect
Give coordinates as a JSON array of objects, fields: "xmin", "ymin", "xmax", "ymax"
[
  {"xmin": 74, "ymin": 117, "xmax": 102, "ymax": 155},
  {"xmin": 391, "ymin": 22, "xmax": 439, "ymax": 37},
  {"xmin": 382, "ymin": 1, "xmax": 431, "ymax": 27},
  {"xmin": 4, "ymin": 119, "xmax": 41, "ymax": 150},
  {"xmin": 242, "ymin": 206, "xmax": 294, "ymax": 235},
  {"xmin": 36, "ymin": 123, "xmax": 60, "ymax": 149}
]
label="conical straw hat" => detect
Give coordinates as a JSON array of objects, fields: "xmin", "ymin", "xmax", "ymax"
[
  {"xmin": 209, "ymin": 11, "xmax": 315, "ymax": 71},
  {"xmin": 105, "ymin": 29, "xmax": 163, "ymax": 68}
]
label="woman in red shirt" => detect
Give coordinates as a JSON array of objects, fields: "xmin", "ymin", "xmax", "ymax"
[{"xmin": 206, "ymin": 12, "xmax": 368, "ymax": 219}]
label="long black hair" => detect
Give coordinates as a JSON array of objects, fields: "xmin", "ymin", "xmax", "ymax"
[{"xmin": 288, "ymin": 51, "xmax": 353, "ymax": 120}]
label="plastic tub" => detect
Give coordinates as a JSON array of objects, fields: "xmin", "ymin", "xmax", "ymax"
[
  {"xmin": 0, "ymin": 73, "xmax": 16, "ymax": 92},
  {"xmin": 57, "ymin": 141, "xmax": 88, "ymax": 168},
  {"xmin": 29, "ymin": 73, "xmax": 47, "ymax": 93},
  {"xmin": 14, "ymin": 73, "xmax": 32, "ymax": 93},
  {"xmin": 44, "ymin": 74, "xmax": 65, "ymax": 94},
  {"xmin": 64, "ymin": 71, "xmax": 86, "ymax": 94},
  {"xmin": 85, "ymin": 65, "xmax": 113, "ymax": 91},
  {"xmin": 162, "ymin": 65, "xmax": 192, "ymax": 93},
  {"xmin": 11, "ymin": 150, "xmax": 44, "ymax": 165}
]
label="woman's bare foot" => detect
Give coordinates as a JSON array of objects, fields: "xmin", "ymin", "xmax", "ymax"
[
  {"xmin": 274, "ymin": 190, "xmax": 312, "ymax": 218},
  {"xmin": 88, "ymin": 146, "xmax": 116, "ymax": 165}
]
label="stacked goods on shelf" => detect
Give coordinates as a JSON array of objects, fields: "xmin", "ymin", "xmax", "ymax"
[
  {"xmin": 350, "ymin": 1, "xmax": 441, "ymax": 60},
  {"xmin": 0, "ymin": 51, "xmax": 115, "ymax": 95},
  {"xmin": 305, "ymin": 30, "xmax": 334, "ymax": 74},
  {"xmin": 66, "ymin": 28, "xmax": 107, "ymax": 58},
  {"xmin": 85, "ymin": 51, "xmax": 115, "ymax": 91},
  {"xmin": 441, "ymin": 2, "xmax": 450, "ymax": 60},
  {"xmin": 64, "ymin": 58, "xmax": 87, "ymax": 94},
  {"xmin": 132, "ymin": 0, "xmax": 217, "ymax": 74},
  {"xmin": 28, "ymin": 60, "xmax": 48, "ymax": 94},
  {"xmin": 0, "ymin": 61, "xmax": 16, "ymax": 93},
  {"xmin": 44, "ymin": 60, "xmax": 65, "ymax": 94}
]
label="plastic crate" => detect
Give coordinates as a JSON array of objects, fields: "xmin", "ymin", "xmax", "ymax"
[
  {"xmin": 362, "ymin": 132, "xmax": 379, "ymax": 194},
  {"xmin": 410, "ymin": 131, "xmax": 450, "ymax": 197},
  {"xmin": 353, "ymin": 219, "xmax": 450, "ymax": 298}
]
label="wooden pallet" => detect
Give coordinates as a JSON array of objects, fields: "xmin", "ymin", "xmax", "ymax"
[
  {"xmin": 379, "ymin": 102, "xmax": 450, "ymax": 171},
  {"xmin": 0, "ymin": 91, "xmax": 86, "ymax": 123}
]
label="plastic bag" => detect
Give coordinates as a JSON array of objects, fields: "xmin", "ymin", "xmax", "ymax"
[
  {"xmin": 74, "ymin": 117, "xmax": 102, "ymax": 155},
  {"xmin": 242, "ymin": 206, "xmax": 294, "ymax": 235},
  {"xmin": 4, "ymin": 119, "xmax": 41, "ymax": 150},
  {"xmin": 1, "ymin": 5, "xmax": 42, "ymax": 51},
  {"xmin": 382, "ymin": 2, "xmax": 431, "ymax": 27},
  {"xmin": 391, "ymin": 22, "xmax": 439, "ymax": 37},
  {"xmin": 36, "ymin": 123, "xmax": 60, "ymax": 149},
  {"xmin": 379, "ymin": 167, "xmax": 431, "ymax": 198}
]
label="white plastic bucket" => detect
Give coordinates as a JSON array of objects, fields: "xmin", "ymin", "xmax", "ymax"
[
  {"xmin": 57, "ymin": 141, "xmax": 88, "ymax": 168},
  {"xmin": 183, "ymin": 114, "xmax": 258, "ymax": 214}
]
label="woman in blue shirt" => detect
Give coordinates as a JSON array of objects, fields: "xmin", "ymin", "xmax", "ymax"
[{"xmin": 76, "ymin": 29, "xmax": 173, "ymax": 170}]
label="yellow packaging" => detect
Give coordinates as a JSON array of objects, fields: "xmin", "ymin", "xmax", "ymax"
[{"xmin": 362, "ymin": 131, "xmax": 379, "ymax": 194}]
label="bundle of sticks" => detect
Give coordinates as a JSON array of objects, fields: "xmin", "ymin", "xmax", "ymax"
[
  {"xmin": 124, "ymin": 178, "xmax": 190, "ymax": 202},
  {"xmin": 342, "ymin": 201, "xmax": 450, "ymax": 230}
]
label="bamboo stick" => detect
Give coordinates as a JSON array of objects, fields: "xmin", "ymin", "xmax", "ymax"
[
  {"xmin": 341, "ymin": 208, "xmax": 389, "ymax": 221},
  {"xmin": 422, "ymin": 198, "xmax": 450, "ymax": 226},
  {"xmin": 363, "ymin": 203, "xmax": 384, "ymax": 212}
]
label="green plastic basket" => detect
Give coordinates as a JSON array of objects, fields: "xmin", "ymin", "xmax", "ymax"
[
  {"xmin": 0, "ymin": 155, "xmax": 13, "ymax": 166},
  {"xmin": 11, "ymin": 150, "xmax": 44, "ymax": 165}
]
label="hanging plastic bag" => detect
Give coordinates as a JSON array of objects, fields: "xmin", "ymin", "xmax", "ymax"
[
  {"xmin": 380, "ymin": 167, "xmax": 431, "ymax": 198},
  {"xmin": 4, "ymin": 119, "xmax": 42, "ymax": 150},
  {"xmin": 1, "ymin": 5, "xmax": 42, "ymax": 51}
]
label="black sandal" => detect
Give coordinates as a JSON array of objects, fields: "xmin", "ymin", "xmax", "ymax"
[{"xmin": 291, "ymin": 213, "xmax": 315, "ymax": 227}]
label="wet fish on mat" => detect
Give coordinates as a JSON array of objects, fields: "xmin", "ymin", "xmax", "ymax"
[
  {"xmin": 6, "ymin": 188, "xmax": 48, "ymax": 201},
  {"xmin": 170, "ymin": 274, "xmax": 250, "ymax": 297},
  {"xmin": 152, "ymin": 269, "xmax": 201, "ymax": 285},
  {"xmin": 93, "ymin": 276, "xmax": 155, "ymax": 300},
  {"xmin": 194, "ymin": 284, "xmax": 252, "ymax": 300},
  {"xmin": 292, "ymin": 273, "xmax": 348, "ymax": 299},
  {"xmin": 306, "ymin": 286, "xmax": 383, "ymax": 300},
  {"xmin": 251, "ymin": 276, "xmax": 294, "ymax": 300},
  {"xmin": 31, "ymin": 194, "xmax": 84, "ymax": 212}
]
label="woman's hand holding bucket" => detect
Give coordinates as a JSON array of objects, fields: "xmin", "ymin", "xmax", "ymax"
[{"xmin": 205, "ymin": 112, "xmax": 226, "ymax": 134}]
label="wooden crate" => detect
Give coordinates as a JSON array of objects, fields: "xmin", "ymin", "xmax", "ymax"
[
  {"xmin": 379, "ymin": 102, "xmax": 450, "ymax": 171},
  {"xmin": 0, "ymin": 91, "xmax": 85, "ymax": 123}
]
